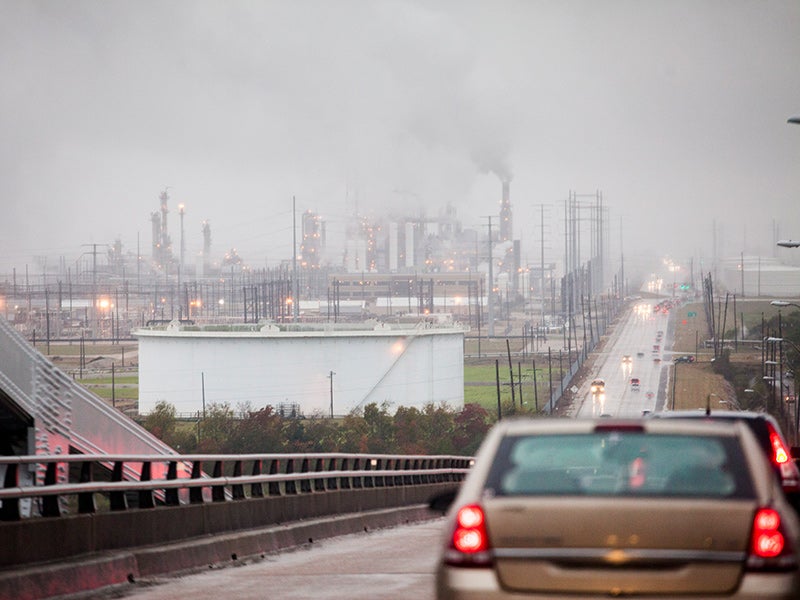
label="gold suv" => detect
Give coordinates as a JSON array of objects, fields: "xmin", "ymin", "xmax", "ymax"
[{"xmin": 434, "ymin": 418, "xmax": 800, "ymax": 599}]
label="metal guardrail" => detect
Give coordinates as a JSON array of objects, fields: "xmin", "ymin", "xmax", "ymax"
[{"xmin": 0, "ymin": 452, "xmax": 474, "ymax": 521}]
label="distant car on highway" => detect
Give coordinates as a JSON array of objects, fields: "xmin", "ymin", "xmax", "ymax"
[
  {"xmin": 621, "ymin": 354, "xmax": 632, "ymax": 364},
  {"xmin": 674, "ymin": 355, "xmax": 695, "ymax": 363},
  {"xmin": 590, "ymin": 379, "xmax": 605, "ymax": 394},
  {"xmin": 630, "ymin": 377, "xmax": 640, "ymax": 390},
  {"xmin": 433, "ymin": 418, "xmax": 800, "ymax": 598}
]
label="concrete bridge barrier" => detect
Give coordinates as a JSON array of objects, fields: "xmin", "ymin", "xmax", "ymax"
[{"xmin": 0, "ymin": 452, "xmax": 471, "ymax": 600}]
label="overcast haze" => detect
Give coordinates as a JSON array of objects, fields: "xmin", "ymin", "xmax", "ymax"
[{"xmin": 2, "ymin": 0, "xmax": 799, "ymax": 278}]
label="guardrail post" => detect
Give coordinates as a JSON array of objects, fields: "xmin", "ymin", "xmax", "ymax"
[
  {"xmin": 110, "ymin": 461, "xmax": 128, "ymax": 511},
  {"xmin": 326, "ymin": 457, "xmax": 338, "ymax": 490},
  {"xmin": 212, "ymin": 461, "xmax": 226, "ymax": 502},
  {"xmin": 351, "ymin": 458, "xmax": 362, "ymax": 489},
  {"xmin": 394, "ymin": 459, "xmax": 403, "ymax": 486},
  {"xmin": 250, "ymin": 460, "xmax": 264, "ymax": 498},
  {"xmin": 300, "ymin": 458, "xmax": 311, "ymax": 493},
  {"xmin": 231, "ymin": 460, "xmax": 245, "ymax": 499},
  {"xmin": 268, "ymin": 460, "xmax": 281, "ymax": 496},
  {"xmin": 314, "ymin": 458, "xmax": 325, "ymax": 491},
  {"xmin": 41, "ymin": 461, "xmax": 61, "ymax": 517},
  {"xmin": 189, "ymin": 461, "xmax": 204, "ymax": 504},
  {"xmin": 1, "ymin": 462, "xmax": 20, "ymax": 521},
  {"xmin": 403, "ymin": 459, "xmax": 413, "ymax": 485},
  {"xmin": 364, "ymin": 458, "xmax": 374, "ymax": 488},
  {"xmin": 165, "ymin": 461, "xmax": 180, "ymax": 505},
  {"xmin": 77, "ymin": 460, "xmax": 95, "ymax": 514},
  {"xmin": 284, "ymin": 458, "xmax": 297, "ymax": 495},
  {"xmin": 457, "ymin": 458, "xmax": 469, "ymax": 481},
  {"xmin": 339, "ymin": 458, "xmax": 351, "ymax": 489},
  {"xmin": 139, "ymin": 462, "xmax": 155, "ymax": 509}
]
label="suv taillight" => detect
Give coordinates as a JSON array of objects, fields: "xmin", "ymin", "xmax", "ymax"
[
  {"xmin": 769, "ymin": 428, "xmax": 791, "ymax": 465},
  {"xmin": 444, "ymin": 504, "xmax": 493, "ymax": 567},
  {"xmin": 747, "ymin": 507, "xmax": 798, "ymax": 571},
  {"xmin": 767, "ymin": 425, "xmax": 800, "ymax": 491}
]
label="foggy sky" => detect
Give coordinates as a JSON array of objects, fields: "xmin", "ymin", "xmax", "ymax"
[{"xmin": 2, "ymin": 0, "xmax": 799, "ymax": 278}]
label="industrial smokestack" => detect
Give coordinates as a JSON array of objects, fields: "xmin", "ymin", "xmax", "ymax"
[{"xmin": 500, "ymin": 179, "xmax": 512, "ymax": 242}]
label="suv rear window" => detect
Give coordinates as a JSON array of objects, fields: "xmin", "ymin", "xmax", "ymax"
[{"xmin": 485, "ymin": 432, "xmax": 754, "ymax": 499}]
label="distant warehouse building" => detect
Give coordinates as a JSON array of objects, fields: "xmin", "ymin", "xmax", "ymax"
[
  {"xmin": 135, "ymin": 320, "xmax": 466, "ymax": 417},
  {"xmin": 719, "ymin": 256, "xmax": 800, "ymax": 297}
]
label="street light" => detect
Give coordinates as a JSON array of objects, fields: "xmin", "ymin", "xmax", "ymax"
[
  {"xmin": 766, "ymin": 336, "xmax": 800, "ymax": 355},
  {"xmin": 778, "ymin": 118, "xmax": 799, "ymax": 247},
  {"xmin": 771, "ymin": 301, "xmax": 800, "ymax": 309}
]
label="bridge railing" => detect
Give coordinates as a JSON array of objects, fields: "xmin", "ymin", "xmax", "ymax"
[{"xmin": 0, "ymin": 452, "xmax": 474, "ymax": 521}]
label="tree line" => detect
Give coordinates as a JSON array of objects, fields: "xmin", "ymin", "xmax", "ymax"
[{"xmin": 141, "ymin": 400, "xmax": 491, "ymax": 457}]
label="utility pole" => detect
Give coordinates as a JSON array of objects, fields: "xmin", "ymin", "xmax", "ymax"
[
  {"xmin": 482, "ymin": 216, "xmax": 495, "ymax": 337},
  {"xmin": 619, "ymin": 215, "xmax": 625, "ymax": 299},
  {"xmin": 293, "ymin": 196, "xmax": 299, "ymax": 322},
  {"xmin": 541, "ymin": 204, "xmax": 546, "ymax": 332},
  {"xmin": 506, "ymin": 338, "xmax": 516, "ymax": 408},
  {"xmin": 328, "ymin": 370, "xmax": 335, "ymax": 418},
  {"xmin": 179, "ymin": 203, "xmax": 185, "ymax": 318},
  {"xmin": 201, "ymin": 372, "xmax": 206, "ymax": 419}
]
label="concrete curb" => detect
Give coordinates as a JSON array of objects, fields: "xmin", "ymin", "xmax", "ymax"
[{"xmin": 0, "ymin": 505, "xmax": 439, "ymax": 600}]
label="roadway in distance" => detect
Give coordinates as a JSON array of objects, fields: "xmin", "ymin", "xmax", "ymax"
[{"xmin": 573, "ymin": 297, "xmax": 671, "ymax": 418}]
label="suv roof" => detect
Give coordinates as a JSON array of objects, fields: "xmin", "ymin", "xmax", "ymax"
[
  {"xmin": 648, "ymin": 410, "xmax": 782, "ymax": 453},
  {"xmin": 649, "ymin": 410, "xmax": 800, "ymax": 511}
]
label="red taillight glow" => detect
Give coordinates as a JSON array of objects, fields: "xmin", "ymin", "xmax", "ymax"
[
  {"xmin": 751, "ymin": 508, "xmax": 785, "ymax": 558},
  {"xmin": 769, "ymin": 428, "xmax": 790, "ymax": 465},
  {"xmin": 454, "ymin": 528, "xmax": 484, "ymax": 553},
  {"xmin": 445, "ymin": 504, "xmax": 493, "ymax": 566},
  {"xmin": 453, "ymin": 505, "xmax": 488, "ymax": 553}
]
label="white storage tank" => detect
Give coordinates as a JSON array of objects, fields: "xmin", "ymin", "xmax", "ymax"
[{"xmin": 135, "ymin": 320, "xmax": 466, "ymax": 417}]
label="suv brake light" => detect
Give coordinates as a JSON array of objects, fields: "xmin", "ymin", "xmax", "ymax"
[
  {"xmin": 594, "ymin": 423, "xmax": 645, "ymax": 433},
  {"xmin": 747, "ymin": 507, "xmax": 797, "ymax": 571},
  {"xmin": 444, "ymin": 504, "xmax": 493, "ymax": 567},
  {"xmin": 767, "ymin": 425, "xmax": 800, "ymax": 491},
  {"xmin": 769, "ymin": 428, "xmax": 790, "ymax": 465}
]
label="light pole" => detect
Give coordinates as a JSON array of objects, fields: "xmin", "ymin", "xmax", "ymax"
[
  {"xmin": 766, "ymin": 335, "xmax": 799, "ymax": 437},
  {"xmin": 178, "ymin": 203, "xmax": 185, "ymax": 318},
  {"xmin": 328, "ymin": 370, "xmax": 335, "ymax": 418},
  {"xmin": 764, "ymin": 334, "xmax": 782, "ymax": 414},
  {"xmin": 777, "ymin": 116, "xmax": 800, "ymax": 248}
]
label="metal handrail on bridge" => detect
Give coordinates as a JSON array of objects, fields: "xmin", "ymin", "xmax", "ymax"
[{"xmin": 0, "ymin": 452, "xmax": 474, "ymax": 521}]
